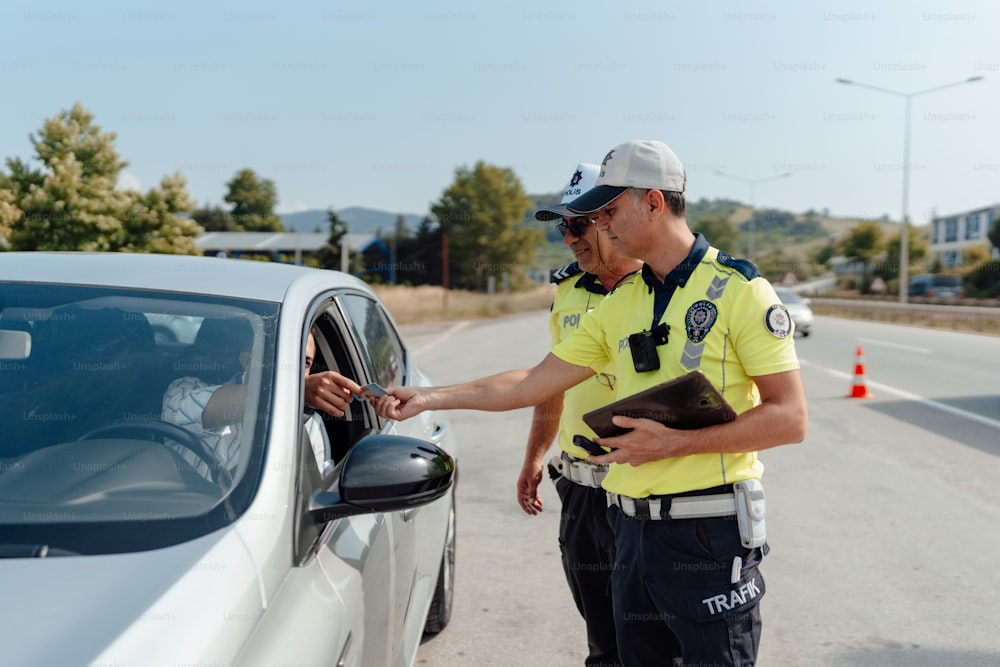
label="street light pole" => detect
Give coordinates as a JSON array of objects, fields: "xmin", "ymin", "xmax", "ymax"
[
  {"xmin": 835, "ymin": 75, "xmax": 983, "ymax": 303},
  {"xmin": 714, "ymin": 170, "xmax": 792, "ymax": 262}
]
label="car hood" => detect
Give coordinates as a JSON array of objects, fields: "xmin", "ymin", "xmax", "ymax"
[{"xmin": 0, "ymin": 527, "xmax": 263, "ymax": 666}]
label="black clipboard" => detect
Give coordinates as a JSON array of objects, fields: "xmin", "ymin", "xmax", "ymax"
[{"xmin": 582, "ymin": 370, "xmax": 736, "ymax": 438}]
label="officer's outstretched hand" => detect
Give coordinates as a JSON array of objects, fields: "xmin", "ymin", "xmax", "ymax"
[
  {"xmin": 588, "ymin": 415, "xmax": 691, "ymax": 466},
  {"xmin": 372, "ymin": 386, "xmax": 428, "ymax": 421}
]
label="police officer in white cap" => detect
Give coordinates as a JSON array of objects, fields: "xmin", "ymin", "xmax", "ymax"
[{"xmin": 518, "ymin": 162, "xmax": 640, "ymax": 667}]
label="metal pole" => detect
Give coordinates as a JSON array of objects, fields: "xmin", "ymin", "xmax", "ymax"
[
  {"xmin": 900, "ymin": 95, "xmax": 912, "ymax": 303},
  {"xmin": 715, "ymin": 170, "xmax": 791, "ymax": 263},
  {"xmin": 441, "ymin": 230, "xmax": 449, "ymax": 311},
  {"xmin": 835, "ymin": 75, "xmax": 984, "ymax": 303}
]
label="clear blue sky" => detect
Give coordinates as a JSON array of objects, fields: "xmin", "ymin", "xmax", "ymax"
[{"xmin": 2, "ymin": 0, "xmax": 996, "ymax": 227}]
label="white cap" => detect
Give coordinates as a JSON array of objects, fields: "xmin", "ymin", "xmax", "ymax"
[
  {"xmin": 566, "ymin": 140, "xmax": 686, "ymax": 214},
  {"xmin": 533, "ymin": 163, "xmax": 600, "ymax": 222}
]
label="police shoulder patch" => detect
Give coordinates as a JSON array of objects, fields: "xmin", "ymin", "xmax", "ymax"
[
  {"xmin": 716, "ymin": 251, "xmax": 761, "ymax": 280},
  {"xmin": 765, "ymin": 303, "xmax": 792, "ymax": 338},
  {"xmin": 550, "ymin": 261, "xmax": 582, "ymax": 284}
]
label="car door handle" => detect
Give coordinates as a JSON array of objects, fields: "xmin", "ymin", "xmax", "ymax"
[
  {"xmin": 400, "ymin": 508, "xmax": 418, "ymax": 522},
  {"xmin": 428, "ymin": 422, "xmax": 447, "ymax": 444}
]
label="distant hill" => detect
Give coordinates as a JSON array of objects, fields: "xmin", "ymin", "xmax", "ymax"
[
  {"xmin": 281, "ymin": 196, "xmax": 893, "ymax": 282},
  {"xmin": 280, "ymin": 207, "xmax": 424, "ymax": 234},
  {"xmin": 525, "ymin": 191, "xmax": 910, "ymax": 280}
]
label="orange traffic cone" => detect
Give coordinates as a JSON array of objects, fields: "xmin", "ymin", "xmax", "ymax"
[{"xmin": 847, "ymin": 345, "xmax": 873, "ymax": 398}]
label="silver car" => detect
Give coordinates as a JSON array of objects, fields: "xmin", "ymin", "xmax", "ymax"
[{"xmin": 0, "ymin": 253, "xmax": 457, "ymax": 666}]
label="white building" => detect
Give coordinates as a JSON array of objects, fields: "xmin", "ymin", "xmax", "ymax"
[
  {"xmin": 929, "ymin": 204, "xmax": 1000, "ymax": 267},
  {"xmin": 196, "ymin": 232, "xmax": 376, "ymax": 264}
]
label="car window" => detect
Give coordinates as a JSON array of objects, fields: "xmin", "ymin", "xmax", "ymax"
[
  {"xmin": 933, "ymin": 275, "xmax": 961, "ymax": 287},
  {"xmin": 909, "ymin": 274, "xmax": 962, "ymax": 296},
  {"xmin": 0, "ymin": 283, "xmax": 277, "ymax": 555},
  {"xmin": 306, "ymin": 308, "xmax": 370, "ymax": 465},
  {"xmin": 293, "ymin": 305, "xmax": 384, "ymax": 562},
  {"xmin": 775, "ymin": 288, "xmax": 802, "ymax": 304},
  {"xmin": 337, "ymin": 294, "xmax": 404, "ymax": 388}
]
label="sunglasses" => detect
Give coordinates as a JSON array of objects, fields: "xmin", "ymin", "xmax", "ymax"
[{"xmin": 556, "ymin": 217, "xmax": 594, "ymax": 238}]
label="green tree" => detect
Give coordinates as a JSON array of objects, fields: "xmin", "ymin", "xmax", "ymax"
[
  {"xmin": 691, "ymin": 215, "xmax": 739, "ymax": 256},
  {"xmin": 224, "ymin": 169, "xmax": 282, "ymax": 231},
  {"xmin": 962, "ymin": 244, "xmax": 991, "ymax": 269},
  {"xmin": 430, "ymin": 161, "xmax": 539, "ymax": 291},
  {"xmin": 120, "ymin": 173, "xmax": 201, "ymax": 254},
  {"xmin": 839, "ymin": 221, "xmax": 887, "ymax": 293},
  {"xmin": 3, "ymin": 103, "xmax": 132, "ymax": 250},
  {"xmin": 317, "ymin": 208, "xmax": 360, "ymax": 272},
  {"xmin": 883, "ymin": 226, "xmax": 927, "ymax": 281},
  {"xmin": 841, "ymin": 221, "xmax": 885, "ymax": 264},
  {"xmin": 0, "ymin": 102, "xmax": 199, "ymax": 253},
  {"xmin": 756, "ymin": 250, "xmax": 808, "ymax": 283},
  {"xmin": 381, "ymin": 214, "xmax": 410, "ymax": 284},
  {"xmin": 988, "ymin": 216, "xmax": 1000, "ymax": 251},
  {"xmin": 0, "ymin": 178, "xmax": 21, "ymax": 240},
  {"xmin": 963, "ymin": 260, "xmax": 1000, "ymax": 298},
  {"xmin": 812, "ymin": 241, "xmax": 837, "ymax": 270},
  {"xmin": 191, "ymin": 204, "xmax": 237, "ymax": 231},
  {"xmin": 396, "ymin": 216, "xmax": 442, "ymax": 285}
]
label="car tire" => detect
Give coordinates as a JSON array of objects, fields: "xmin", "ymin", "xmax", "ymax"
[{"xmin": 423, "ymin": 494, "xmax": 456, "ymax": 634}]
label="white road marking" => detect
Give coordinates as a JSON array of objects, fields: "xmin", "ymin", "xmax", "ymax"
[
  {"xmin": 411, "ymin": 321, "xmax": 472, "ymax": 357},
  {"xmin": 808, "ymin": 361, "xmax": 1000, "ymax": 431},
  {"xmin": 858, "ymin": 337, "xmax": 931, "ymax": 354}
]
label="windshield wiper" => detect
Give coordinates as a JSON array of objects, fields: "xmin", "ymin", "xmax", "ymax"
[{"xmin": 0, "ymin": 544, "xmax": 80, "ymax": 558}]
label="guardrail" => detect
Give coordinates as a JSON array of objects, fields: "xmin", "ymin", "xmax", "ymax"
[{"xmin": 809, "ymin": 297, "xmax": 1000, "ymax": 335}]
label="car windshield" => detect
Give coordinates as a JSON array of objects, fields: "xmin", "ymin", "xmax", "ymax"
[
  {"xmin": 774, "ymin": 288, "xmax": 803, "ymax": 304},
  {"xmin": 0, "ymin": 283, "xmax": 278, "ymax": 555},
  {"xmin": 932, "ymin": 275, "xmax": 961, "ymax": 287}
]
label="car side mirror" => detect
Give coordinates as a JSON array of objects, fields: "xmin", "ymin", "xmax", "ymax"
[{"xmin": 308, "ymin": 434, "xmax": 455, "ymax": 522}]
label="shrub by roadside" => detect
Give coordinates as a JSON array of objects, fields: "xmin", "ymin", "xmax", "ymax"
[{"xmin": 374, "ymin": 285, "xmax": 1000, "ymax": 336}]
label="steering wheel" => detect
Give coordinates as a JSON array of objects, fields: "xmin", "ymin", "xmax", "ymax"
[{"xmin": 77, "ymin": 419, "xmax": 234, "ymax": 488}]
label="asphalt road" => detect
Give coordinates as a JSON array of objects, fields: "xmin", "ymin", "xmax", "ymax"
[{"xmin": 406, "ymin": 311, "xmax": 1000, "ymax": 667}]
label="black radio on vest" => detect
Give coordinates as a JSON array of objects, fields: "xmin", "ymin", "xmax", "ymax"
[{"xmin": 628, "ymin": 322, "xmax": 670, "ymax": 373}]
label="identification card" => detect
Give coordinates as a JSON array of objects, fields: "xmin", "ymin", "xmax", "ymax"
[{"xmin": 359, "ymin": 382, "xmax": 388, "ymax": 397}]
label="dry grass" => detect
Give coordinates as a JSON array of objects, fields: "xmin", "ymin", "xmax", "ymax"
[
  {"xmin": 373, "ymin": 285, "xmax": 1000, "ymax": 338},
  {"xmin": 810, "ymin": 298, "xmax": 1000, "ymax": 336},
  {"xmin": 372, "ymin": 284, "xmax": 555, "ymax": 325}
]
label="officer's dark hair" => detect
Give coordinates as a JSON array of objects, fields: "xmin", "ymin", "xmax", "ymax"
[{"xmin": 627, "ymin": 188, "xmax": 685, "ymax": 217}]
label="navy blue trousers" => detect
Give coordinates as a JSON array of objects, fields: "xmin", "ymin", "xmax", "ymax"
[
  {"xmin": 552, "ymin": 470, "xmax": 622, "ymax": 667},
  {"xmin": 607, "ymin": 505, "xmax": 766, "ymax": 666}
]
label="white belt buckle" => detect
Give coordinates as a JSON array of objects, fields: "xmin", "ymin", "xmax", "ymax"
[
  {"xmin": 560, "ymin": 454, "xmax": 607, "ymax": 488},
  {"xmin": 669, "ymin": 494, "xmax": 738, "ymax": 519}
]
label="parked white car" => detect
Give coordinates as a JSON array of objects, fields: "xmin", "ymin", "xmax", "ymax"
[{"xmin": 0, "ymin": 253, "xmax": 457, "ymax": 666}]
